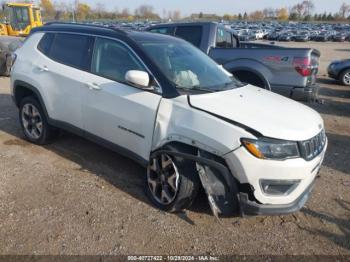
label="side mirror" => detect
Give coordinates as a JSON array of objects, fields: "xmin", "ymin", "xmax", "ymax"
[{"xmin": 125, "ymin": 70, "xmax": 151, "ymax": 89}]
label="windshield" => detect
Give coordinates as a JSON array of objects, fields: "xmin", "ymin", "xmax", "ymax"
[
  {"xmin": 140, "ymin": 41, "xmax": 244, "ymax": 92},
  {"xmin": 8, "ymin": 6, "xmax": 30, "ymax": 31}
]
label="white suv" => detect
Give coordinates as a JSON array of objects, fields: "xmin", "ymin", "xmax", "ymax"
[{"xmin": 11, "ymin": 23, "xmax": 327, "ymax": 217}]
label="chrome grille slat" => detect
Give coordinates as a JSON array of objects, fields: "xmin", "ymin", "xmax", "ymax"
[{"xmin": 299, "ymin": 130, "xmax": 326, "ymax": 161}]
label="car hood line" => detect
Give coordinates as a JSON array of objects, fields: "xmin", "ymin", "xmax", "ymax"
[
  {"xmin": 186, "ymin": 95, "xmax": 263, "ymax": 138},
  {"xmin": 188, "ymin": 85, "xmax": 324, "ymax": 142}
]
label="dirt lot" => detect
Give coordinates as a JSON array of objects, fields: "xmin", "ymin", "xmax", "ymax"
[{"xmin": 0, "ymin": 41, "xmax": 349, "ymax": 256}]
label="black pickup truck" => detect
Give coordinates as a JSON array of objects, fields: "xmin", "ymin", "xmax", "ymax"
[{"xmin": 146, "ymin": 22, "xmax": 321, "ymax": 101}]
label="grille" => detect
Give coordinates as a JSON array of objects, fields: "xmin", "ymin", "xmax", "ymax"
[{"xmin": 299, "ymin": 130, "xmax": 327, "ymax": 161}]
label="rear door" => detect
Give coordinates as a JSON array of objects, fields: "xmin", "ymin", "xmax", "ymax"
[
  {"xmin": 82, "ymin": 37, "xmax": 162, "ymax": 162},
  {"xmin": 35, "ymin": 32, "xmax": 94, "ymax": 129}
]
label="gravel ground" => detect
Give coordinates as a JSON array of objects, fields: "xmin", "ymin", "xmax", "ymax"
[{"xmin": 0, "ymin": 41, "xmax": 349, "ymax": 256}]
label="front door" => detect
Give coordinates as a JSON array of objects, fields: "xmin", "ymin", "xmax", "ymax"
[{"xmin": 82, "ymin": 37, "xmax": 162, "ymax": 162}]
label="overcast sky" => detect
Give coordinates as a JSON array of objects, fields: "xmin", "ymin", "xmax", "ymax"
[{"xmin": 79, "ymin": 0, "xmax": 347, "ymax": 16}]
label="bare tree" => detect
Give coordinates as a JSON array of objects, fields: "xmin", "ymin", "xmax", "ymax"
[
  {"xmin": 302, "ymin": 0, "xmax": 315, "ymax": 16},
  {"xmin": 134, "ymin": 5, "xmax": 158, "ymax": 19},
  {"xmin": 172, "ymin": 10, "xmax": 181, "ymax": 20},
  {"xmin": 291, "ymin": 3, "xmax": 305, "ymax": 19},
  {"xmin": 339, "ymin": 2, "xmax": 350, "ymax": 18}
]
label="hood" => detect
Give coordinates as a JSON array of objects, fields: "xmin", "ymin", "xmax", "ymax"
[{"xmin": 189, "ymin": 85, "xmax": 324, "ymax": 141}]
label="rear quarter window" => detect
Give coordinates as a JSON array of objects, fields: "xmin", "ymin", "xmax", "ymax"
[
  {"xmin": 47, "ymin": 33, "xmax": 94, "ymax": 71},
  {"xmin": 37, "ymin": 33, "xmax": 54, "ymax": 55},
  {"xmin": 216, "ymin": 28, "xmax": 233, "ymax": 48},
  {"xmin": 175, "ymin": 26, "xmax": 202, "ymax": 47}
]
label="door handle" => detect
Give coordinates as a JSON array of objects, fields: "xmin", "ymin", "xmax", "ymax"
[
  {"xmin": 86, "ymin": 83, "xmax": 101, "ymax": 91},
  {"xmin": 37, "ymin": 65, "xmax": 49, "ymax": 72}
]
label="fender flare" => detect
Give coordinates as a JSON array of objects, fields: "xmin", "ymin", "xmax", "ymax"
[
  {"xmin": 229, "ymin": 66, "xmax": 271, "ymax": 91},
  {"xmin": 13, "ymin": 80, "xmax": 50, "ymax": 120}
]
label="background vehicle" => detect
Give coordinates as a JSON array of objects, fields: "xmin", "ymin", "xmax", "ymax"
[
  {"xmin": 332, "ymin": 33, "xmax": 346, "ymax": 42},
  {"xmin": 0, "ymin": 3, "xmax": 42, "ymax": 37},
  {"xmin": 314, "ymin": 32, "xmax": 332, "ymax": 42},
  {"xmin": 11, "ymin": 23, "xmax": 327, "ymax": 217},
  {"xmin": 328, "ymin": 59, "xmax": 350, "ymax": 86},
  {"xmin": 0, "ymin": 2, "xmax": 42, "ymax": 75},
  {"xmin": 147, "ymin": 22, "xmax": 320, "ymax": 101},
  {"xmin": 278, "ymin": 32, "xmax": 295, "ymax": 42},
  {"xmin": 294, "ymin": 31, "xmax": 310, "ymax": 42}
]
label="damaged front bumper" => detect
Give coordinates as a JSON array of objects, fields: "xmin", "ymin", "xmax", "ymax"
[
  {"xmin": 239, "ymin": 180, "xmax": 315, "ymax": 216},
  {"xmin": 153, "ymin": 149, "xmax": 315, "ymax": 218}
]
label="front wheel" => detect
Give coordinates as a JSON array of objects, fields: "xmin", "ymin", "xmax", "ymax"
[
  {"xmin": 340, "ymin": 69, "xmax": 350, "ymax": 86},
  {"xmin": 145, "ymin": 145, "xmax": 200, "ymax": 212}
]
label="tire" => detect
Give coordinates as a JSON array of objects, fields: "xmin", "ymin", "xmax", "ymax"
[
  {"xmin": 19, "ymin": 96, "xmax": 58, "ymax": 145},
  {"xmin": 145, "ymin": 144, "xmax": 200, "ymax": 212},
  {"xmin": 340, "ymin": 69, "xmax": 350, "ymax": 86}
]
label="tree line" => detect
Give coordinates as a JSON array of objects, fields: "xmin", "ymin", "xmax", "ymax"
[
  {"xmin": 28, "ymin": 0, "xmax": 350, "ymax": 22},
  {"xmin": 223, "ymin": 1, "xmax": 350, "ymax": 22}
]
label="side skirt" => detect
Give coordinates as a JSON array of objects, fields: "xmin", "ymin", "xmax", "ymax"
[{"xmin": 48, "ymin": 119, "xmax": 149, "ymax": 167}]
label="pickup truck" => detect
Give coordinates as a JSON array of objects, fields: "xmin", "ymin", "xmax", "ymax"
[{"xmin": 146, "ymin": 22, "xmax": 320, "ymax": 101}]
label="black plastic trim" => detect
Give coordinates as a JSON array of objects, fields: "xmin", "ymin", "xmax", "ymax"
[
  {"xmin": 48, "ymin": 119, "xmax": 149, "ymax": 167},
  {"xmin": 153, "ymin": 150, "xmax": 237, "ymax": 194},
  {"xmin": 240, "ymin": 180, "xmax": 315, "ymax": 216}
]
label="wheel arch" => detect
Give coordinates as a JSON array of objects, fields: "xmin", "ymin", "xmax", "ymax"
[
  {"xmin": 152, "ymin": 141, "xmax": 241, "ymax": 216},
  {"xmin": 338, "ymin": 67, "xmax": 350, "ymax": 79},
  {"xmin": 13, "ymin": 80, "xmax": 49, "ymax": 119},
  {"xmin": 230, "ymin": 66, "xmax": 271, "ymax": 90}
]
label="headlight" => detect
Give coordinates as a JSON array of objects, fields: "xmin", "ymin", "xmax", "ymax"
[{"xmin": 241, "ymin": 138, "xmax": 300, "ymax": 160}]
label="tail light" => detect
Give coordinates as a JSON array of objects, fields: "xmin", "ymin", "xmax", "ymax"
[{"xmin": 293, "ymin": 57, "xmax": 312, "ymax": 77}]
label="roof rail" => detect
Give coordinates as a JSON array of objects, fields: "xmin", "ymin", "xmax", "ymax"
[{"xmin": 43, "ymin": 21, "xmax": 127, "ymax": 35}]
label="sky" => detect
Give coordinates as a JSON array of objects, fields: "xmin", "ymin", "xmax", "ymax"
[{"xmin": 79, "ymin": 0, "xmax": 348, "ymax": 17}]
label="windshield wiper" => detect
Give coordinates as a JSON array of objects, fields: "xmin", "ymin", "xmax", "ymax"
[{"xmin": 175, "ymin": 85, "xmax": 216, "ymax": 93}]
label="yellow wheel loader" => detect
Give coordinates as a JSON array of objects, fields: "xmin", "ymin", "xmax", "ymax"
[{"xmin": 0, "ymin": 3, "xmax": 42, "ymax": 75}]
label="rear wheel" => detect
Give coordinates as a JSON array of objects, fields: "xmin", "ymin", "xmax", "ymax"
[
  {"xmin": 19, "ymin": 96, "xmax": 58, "ymax": 145},
  {"xmin": 146, "ymin": 145, "xmax": 200, "ymax": 212},
  {"xmin": 340, "ymin": 69, "xmax": 350, "ymax": 86}
]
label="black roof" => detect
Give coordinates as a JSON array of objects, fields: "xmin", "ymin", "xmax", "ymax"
[{"xmin": 32, "ymin": 22, "xmax": 184, "ymax": 43}]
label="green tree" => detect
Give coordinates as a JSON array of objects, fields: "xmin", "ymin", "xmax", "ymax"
[
  {"xmin": 327, "ymin": 12, "xmax": 334, "ymax": 20},
  {"xmin": 243, "ymin": 12, "xmax": 248, "ymax": 20},
  {"xmin": 41, "ymin": 0, "xmax": 55, "ymax": 19},
  {"xmin": 76, "ymin": 2, "xmax": 91, "ymax": 21}
]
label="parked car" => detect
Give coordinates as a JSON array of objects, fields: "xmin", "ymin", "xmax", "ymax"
[
  {"xmin": 147, "ymin": 22, "xmax": 321, "ymax": 101},
  {"xmin": 294, "ymin": 32, "xmax": 310, "ymax": 42},
  {"xmin": 278, "ymin": 32, "xmax": 295, "ymax": 42},
  {"xmin": 332, "ymin": 33, "xmax": 346, "ymax": 42},
  {"xmin": 314, "ymin": 32, "xmax": 331, "ymax": 42},
  {"xmin": 238, "ymin": 31, "xmax": 256, "ymax": 41},
  {"xmin": 11, "ymin": 23, "xmax": 327, "ymax": 217},
  {"xmin": 266, "ymin": 32, "xmax": 280, "ymax": 41},
  {"xmin": 328, "ymin": 59, "xmax": 350, "ymax": 86}
]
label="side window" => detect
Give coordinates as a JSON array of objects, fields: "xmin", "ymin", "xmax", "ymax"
[
  {"xmin": 37, "ymin": 33, "xmax": 54, "ymax": 55},
  {"xmin": 149, "ymin": 27, "xmax": 174, "ymax": 35},
  {"xmin": 48, "ymin": 33, "xmax": 94, "ymax": 71},
  {"xmin": 175, "ymin": 26, "xmax": 202, "ymax": 47},
  {"xmin": 91, "ymin": 38, "xmax": 145, "ymax": 83},
  {"xmin": 216, "ymin": 28, "xmax": 233, "ymax": 48}
]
